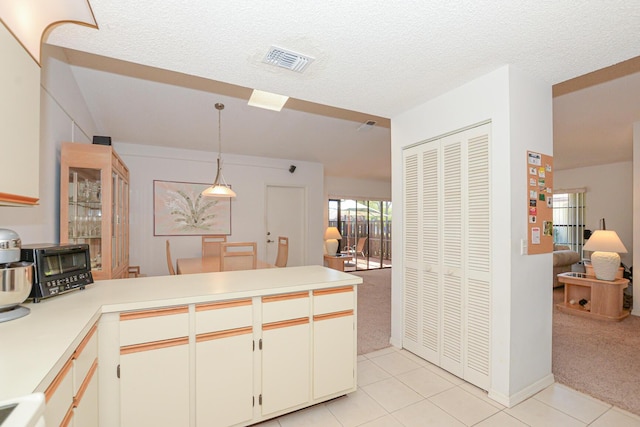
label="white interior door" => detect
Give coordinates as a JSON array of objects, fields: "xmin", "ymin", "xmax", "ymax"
[{"xmin": 266, "ymin": 185, "xmax": 306, "ymax": 266}]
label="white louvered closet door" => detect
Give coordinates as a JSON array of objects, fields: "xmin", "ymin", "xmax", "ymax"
[{"xmin": 402, "ymin": 123, "xmax": 491, "ymax": 391}]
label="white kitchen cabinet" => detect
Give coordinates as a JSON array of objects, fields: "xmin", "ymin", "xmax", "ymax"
[
  {"xmin": 260, "ymin": 292, "xmax": 310, "ymax": 417},
  {"xmin": 119, "ymin": 306, "xmax": 190, "ymax": 427},
  {"xmin": 44, "ymin": 323, "xmax": 99, "ymax": 427},
  {"xmin": 44, "ymin": 359, "xmax": 74, "ymax": 427},
  {"xmin": 312, "ymin": 286, "xmax": 356, "ymax": 399},
  {"xmin": 0, "ymin": 23, "xmax": 39, "ymax": 206},
  {"xmin": 195, "ymin": 299, "xmax": 254, "ymax": 427},
  {"xmin": 402, "ymin": 123, "xmax": 491, "ymax": 390}
]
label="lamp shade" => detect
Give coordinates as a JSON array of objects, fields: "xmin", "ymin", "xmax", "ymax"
[
  {"xmin": 583, "ymin": 230, "xmax": 627, "ymax": 281},
  {"xmin": 583, "ymin": 230, "xmax": 627, "ymax": 253},
  {"xmin": 324, "ymin": 227, "xmax": 342, "ymax": 240}
]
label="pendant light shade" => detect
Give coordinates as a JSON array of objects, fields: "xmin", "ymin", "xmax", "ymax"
[{"xmin": 202, "ymin": 102, "xmax": 236, "ymax": 198}]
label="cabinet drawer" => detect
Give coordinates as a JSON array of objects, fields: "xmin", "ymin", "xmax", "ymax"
[
  {"xmin": 313, "ymin": 286, "xmax": 354, "ymax": 315},
  {"xmin": 120, "ymin": 306, "xmax": 189, "ymax": 346},
  {"xmin": 262, "ymin": 292, "xmax": 309, "ymax": 324},
  {"xmin": 195, "ymin": 299, "xmax": 253, "ymax": 334},
  {"xmin": 45, "ymin": 358, "xmax": 74, "ymax": 427},
  {"xmin": 73, "ymin": 324, "xmax": 98, "ymax": 395}
]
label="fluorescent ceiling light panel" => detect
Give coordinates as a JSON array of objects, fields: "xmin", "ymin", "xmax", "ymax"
[{"xmin": 248, "ymin": 90, "xmax": 289, "ymax": 112}]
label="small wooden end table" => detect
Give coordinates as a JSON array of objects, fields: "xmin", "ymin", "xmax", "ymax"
[
  {"xmin": 323, "ymin": 254, "xmax": 353, "ymax": 271},
  {"xmin": 556, "ymin": 272, "xmax": 629, "ymax": 321}
]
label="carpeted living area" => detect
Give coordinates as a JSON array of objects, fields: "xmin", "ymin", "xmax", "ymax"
[
  {"xmin": 553, "ymin": 287, "xmax": 640, "ymax": 416},
  {"xmin": 354, "ymin": 268, "xmax": 392, "ymax": 355},
  {"xmin": 354, "ymin": 268, "xmax": 640, "ymax": 416}
]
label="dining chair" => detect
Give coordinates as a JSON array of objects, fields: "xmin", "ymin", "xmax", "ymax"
[
  {"xmin": 220, "ymin": 242, "xmax": 257, "ymax": 271},
  {"xmin": 166, "ymin": 240, "xmax": 176, "ymax": 275},
  {"xmin": 202, "ymin": 235, "xmax": 227, "ymax": 258},
  {"xmin": 275, "ymin": 236, "xmax": 288, "ymax": 267}
]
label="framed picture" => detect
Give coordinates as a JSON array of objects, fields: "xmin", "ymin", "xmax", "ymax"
[{"xmin": 153, "ymin": 180, "xmax": 231, "ymax": 236}]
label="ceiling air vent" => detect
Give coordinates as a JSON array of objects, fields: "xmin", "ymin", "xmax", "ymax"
[
  {"xmin": 357, "ymin": 120, "xmax": 377, "ymax": 131},
  {"xmin": 263, "ymin": 46, "xmax": 314, "ymax": 73}
]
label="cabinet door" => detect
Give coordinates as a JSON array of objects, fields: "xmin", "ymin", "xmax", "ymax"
[
  {"xmin": 73, "ymin": 362, "xmax": 99, "ymax": 427},
  {"xmin": 120, "ymin": 340, "xmax": 189, "ymax": 427},
  {"xmin": 313, "ymin": 313, "xmax": 354, "ymax": 398},
  {"xmin": 44, "ymin": 359, "xmax": 74, "ymax": 427},
  {"xmin": 196, "ymin": 332, "xmax": 254, "ymax": 427},
  {"xmin": 261, "ymin": 320, "xmax": 310, "ymax": 416},
  {"xmin": 195, "ymin": 299, "xmax": 254, "ymax": 427}
]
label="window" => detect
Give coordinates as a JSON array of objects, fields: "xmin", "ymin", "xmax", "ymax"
[
  {"xmin": 552, "ymin": 191, "xmax": 585, "ymax": 255},
  {"xmin": 328, "ymin": 199, "xmax": 392, "ymax": 270}
]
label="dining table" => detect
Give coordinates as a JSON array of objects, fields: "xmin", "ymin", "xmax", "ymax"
[{"xmin": 176, "ymin": 255, "xmax": 274, "ymax": 274}]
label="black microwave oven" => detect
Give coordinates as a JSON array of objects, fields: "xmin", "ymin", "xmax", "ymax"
[{"xmin": 21, "ymin": 243, "xmax": 94, "ymax": 302}]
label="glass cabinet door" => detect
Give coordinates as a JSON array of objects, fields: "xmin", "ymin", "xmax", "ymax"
[{"xmin": 68, "ymin": 167, "xmax": 103, "ymax": 273}]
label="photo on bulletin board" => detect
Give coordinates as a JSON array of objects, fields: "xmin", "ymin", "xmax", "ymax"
[{"xmin": 527, "ymin": 151, "xmax": 553, "ymax": 254}]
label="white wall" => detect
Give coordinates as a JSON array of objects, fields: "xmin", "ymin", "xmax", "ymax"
[
  {"xmin": 325, "ymin": 176, "xmax": 391, "ymax": 201},
  {"xmin": 391, "ymin": 65, "xmax": 553, "ymax": 406},
  {"xmin": 555, "ymin": 161, "xmax": 633, "ymax": 266},
  {"xmin": 115, "ymin": 143, "xmax": 325, "ymax": 277},
  {"xmin": 0, "ymin": 45, "xmax": 95, "ymax": 244}
]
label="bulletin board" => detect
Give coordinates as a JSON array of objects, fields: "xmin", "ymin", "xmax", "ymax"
[{"xmin": 527, "ymin": 151, "xmax": 553, "ymax": 254}]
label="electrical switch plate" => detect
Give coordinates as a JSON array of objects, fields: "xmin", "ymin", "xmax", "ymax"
[{"xmin": 521, "ymin": 239, "xmax": 528, "ymax": 255}]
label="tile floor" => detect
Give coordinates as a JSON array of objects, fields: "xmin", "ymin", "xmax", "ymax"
[{"xmin": 257, "ymin": 346, "xmax": 640, "ymax": 426}]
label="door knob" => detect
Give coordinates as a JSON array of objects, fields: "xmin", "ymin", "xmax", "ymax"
[{"xmin": 267, "ymin": 239, "xmax": 274, "ymax": 243}]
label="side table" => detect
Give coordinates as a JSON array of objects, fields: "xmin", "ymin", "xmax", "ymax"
[
  {"xmin": 323, "ymin": 254, "xmax": 353, "ymax": 272},
  {"xmin": 556, "ymin": 272, "xmax": 629, "ymax": 321}
]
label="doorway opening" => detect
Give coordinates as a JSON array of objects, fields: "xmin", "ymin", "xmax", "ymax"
[{"xmin": 328, "ymin": 199, "xmax": 392, "ymax": 270}]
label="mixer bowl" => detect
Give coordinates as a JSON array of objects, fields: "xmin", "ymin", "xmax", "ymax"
[{"xmin": 0, "ymin": 261, "xmax": 33, "ymax": 311}]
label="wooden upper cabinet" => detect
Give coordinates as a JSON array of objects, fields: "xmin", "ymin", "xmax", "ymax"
[
  {"xmin": 60, "ymin": 142, "xmax": 130, "ymax": 280},
  {"xmin": 0, "ymin": 23, "xmax": 40, "ymax": 206}
]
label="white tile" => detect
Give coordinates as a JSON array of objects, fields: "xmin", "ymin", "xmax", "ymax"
[
  {"xmin": 533, "ymin": 383, "xmax": 611, "ymax": 423},
  {"xmin": 362, "ymin": 377, "xmax": 424, "ymax": 412},
  {"xmin": 422, "ymin": 363, "xmax": 466, "ymax": 385},
  {"xmin": 473, "ymin": 411, "xmax": 529, "ymax": 426},
  {"xmin": 276, "ymin": 403, "xmax": 341, "ymax": 427},
  {"xmin": 392, "ymin": 400, "xmax": 466, "ymax": 427},
  {"xmin": 357, "ymin": 414, "xmax": 404, "ymax": 427},
  {"xmin": 397, "ymin": 349, "xmax": 429, "ymax": 366},
  {"xmin": 358, "ymin": 359, "xmax": 392, "ymax": 386},
  {"xmin": 458, "ymin": 382, "xmax": 505, "ymax": 410},
  {"xmin": 428, "ymin": 387, "xmax": 500, "ymax": 425},
  {"xmin": 590, "ymin": 408, "xmax": 640, "ymax": 427},
  {"xmin": 396, "ymin": 367, "xmax": 456, "ymax": 398},
  {"xmin": 364, "ymin": 347, "xmax": 398, "ymax": 359},
  {"xmin": 505, "ymin": 398, "xmax": 586, "ymax": 427},
  {"xmin": 325, "ymin": 388, "xmax": 387, "ymax": 427},
  {"xmin": 369, "ymin": 351, "xmax": 421, "ymax": 376}
]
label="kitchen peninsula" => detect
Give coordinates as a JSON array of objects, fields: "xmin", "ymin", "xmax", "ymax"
[{"xmin": 0, "ymin": 265, "xmax": 361, "ymax": 427}]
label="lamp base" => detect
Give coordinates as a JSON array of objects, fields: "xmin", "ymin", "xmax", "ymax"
[
  {"xmin": 325, "ymin": 239, "xmax": 338, "ymax": 256},
  {"xmin": 591, "ymin": 251, "xmax": 620, "ymax": 281}
]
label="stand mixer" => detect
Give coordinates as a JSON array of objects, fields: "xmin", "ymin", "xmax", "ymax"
[{"xmin": 0, "ymin": 229, "xmax": 33, "ymax": 322}]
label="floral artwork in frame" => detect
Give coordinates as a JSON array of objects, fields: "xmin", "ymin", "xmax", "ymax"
[{"xmin": 153, "ymin": 180, "xmax": 231, "ymax": 236}]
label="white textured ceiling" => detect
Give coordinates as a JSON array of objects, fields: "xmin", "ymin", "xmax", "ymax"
[{"xmin": 43, "ymin": 1, "xmax": 640, "ymax": 178}]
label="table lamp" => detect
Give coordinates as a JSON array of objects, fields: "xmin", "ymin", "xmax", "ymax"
[
  {"xmin": 324, "ymin": 227, "xmax": 342, "ymax": 256},
  {"xmin": 582, "ymin": 230, "xmax": 627, "ymax": 281}
]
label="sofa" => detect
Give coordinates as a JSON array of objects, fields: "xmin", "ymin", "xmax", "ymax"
[{"xmin": 553, "ymin": 244, "xmax": 581, "ymax": 287}]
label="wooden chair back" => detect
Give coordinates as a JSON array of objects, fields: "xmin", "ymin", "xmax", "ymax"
[
  {"xmin": 355, "ymin": 237, "xmax": 367, "ymax": 255},
  {"xmin": 275, "ymin": 236, "xmax": 289, "ymax": 267},
  {"xmin": 166, "ymin": 240, "xmax": 176, "ymax": 275},
  {"xmin": 220, "ymin": 242, "xmax": 257, "ymax": 271},
  {"xmin": 202, "ymin": 235, "xmax": 227, "ymax": 258}
]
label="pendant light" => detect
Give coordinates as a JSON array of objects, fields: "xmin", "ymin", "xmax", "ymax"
[{"xmin": 202, "ymin": 102, "xmax": 236, "ymax": 198}]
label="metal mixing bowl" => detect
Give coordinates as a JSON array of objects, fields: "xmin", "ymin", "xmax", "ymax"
[{"xmin": 0, "ymin": 261, "xmax": 33, "ymax": 311}]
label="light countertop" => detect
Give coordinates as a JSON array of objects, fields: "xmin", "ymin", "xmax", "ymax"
[{"xmin": 0, "ymin": 265, "xmax": 361, "ymax": 401}]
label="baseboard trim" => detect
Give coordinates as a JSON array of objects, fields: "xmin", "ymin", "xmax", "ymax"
[{"xmin": 488, "ymin": 374, "xmax": 555, "ymax": 407}]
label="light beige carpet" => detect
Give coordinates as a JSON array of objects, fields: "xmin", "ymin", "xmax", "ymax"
[
  {"xmin": 354, "ymin": 268, "xmax": 392, "ymax": 355},
  {"xmin": 553, "ymin": 287, "xmax": 640, "ymax": 415}
]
